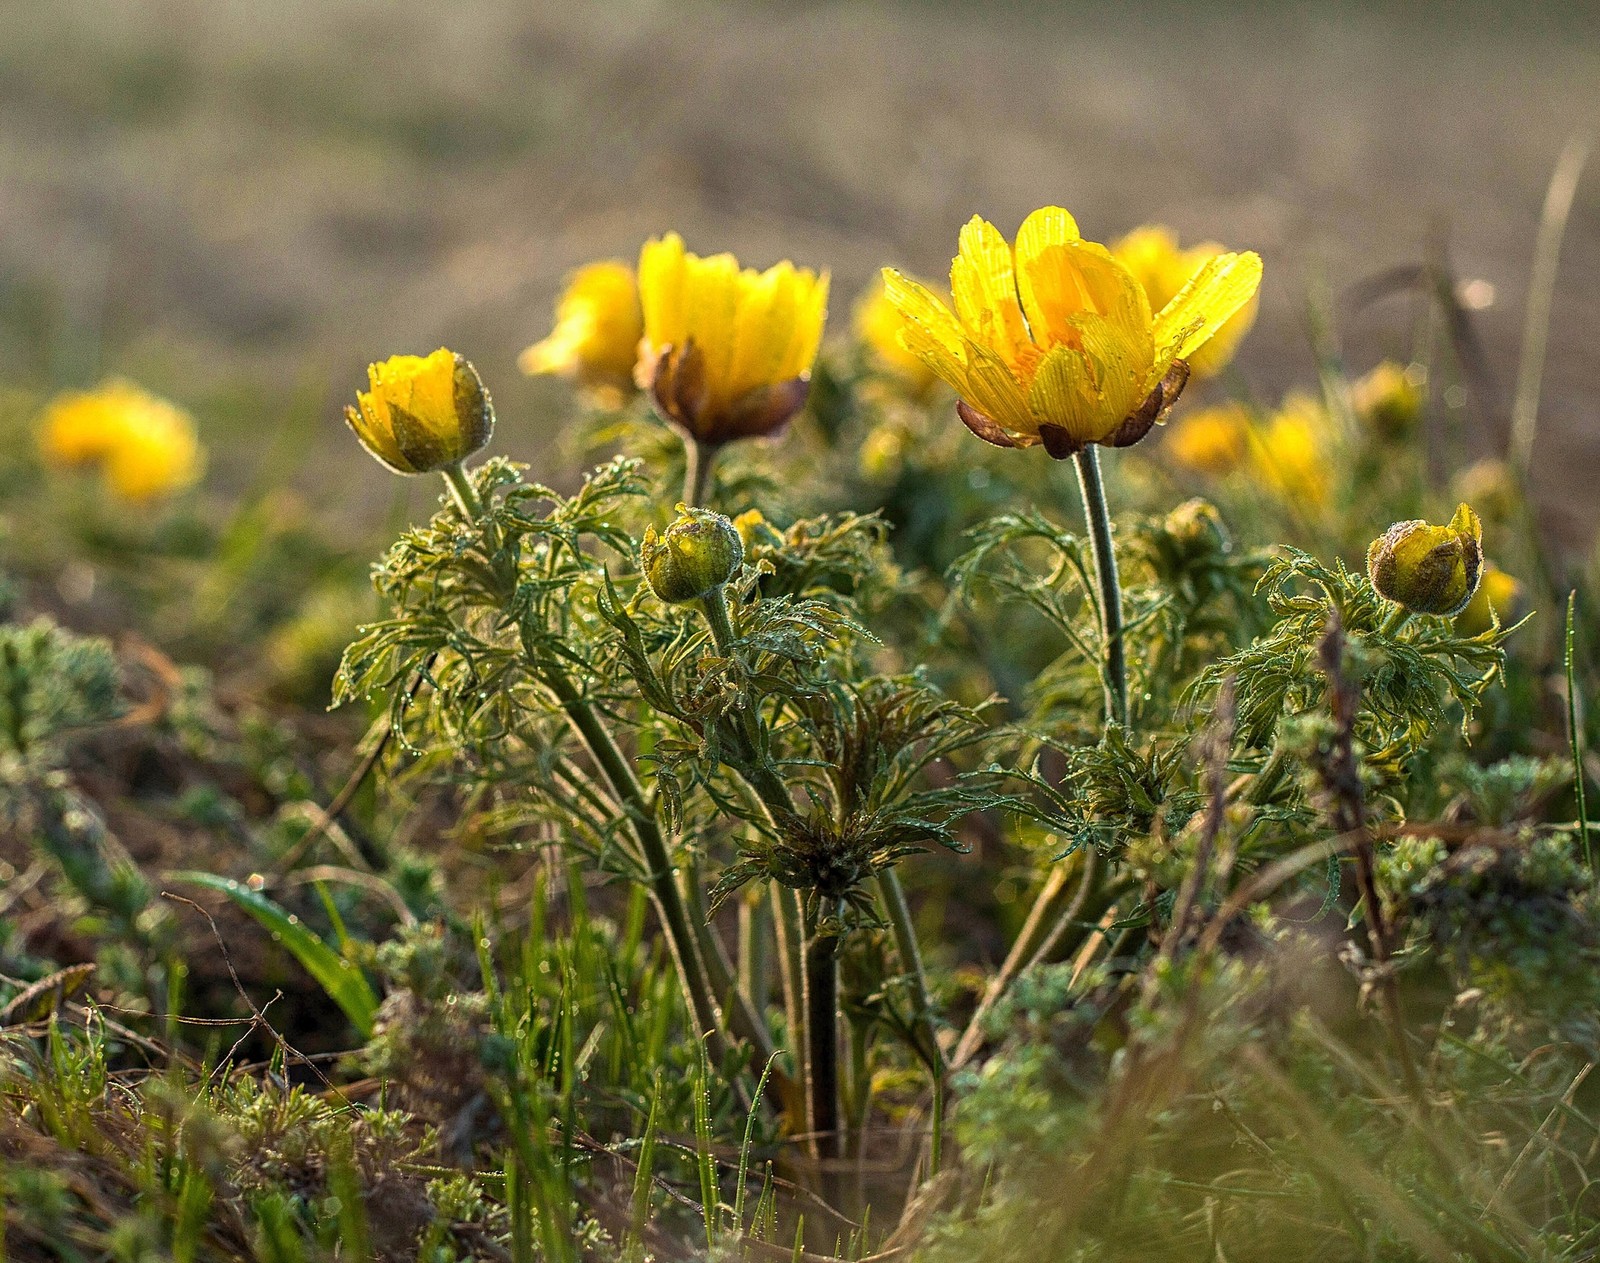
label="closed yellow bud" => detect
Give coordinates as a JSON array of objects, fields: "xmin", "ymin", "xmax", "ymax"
[
  {"xmin": 1351, "ymin": 361, "xmax": 1426, "ymax": 438},
  {"xmin": 518, "ymin": 261, "xmax": 643, "ymax": 402},
  {"xmin": 636, "ymin": 233, "xmax": 828, "ymax": 449},
  {"xmin": 37, "ymin": 379, "xmax": 204, "ymax": 502},
  {"xmin": 1163, "ymin": 497, "xmax": 1231, "ymax": 558},
  {"xmin": 345, "ymin": 349, "xmax": 493, "ymax": 475},
  {"xmin": 1112, "ymin": 226, "xmax": 1261, "ymax": 379},
  {"xmin": 642, "ymin": 507, "xmax": 745, "ymax": 604},
  {"xmin": 1454, "ymin": 563, "xmax": 1522, "ymax": 635},
  {"xmin": 1451, "ymin": 458, "xmax": 1520, "ymax": 525},
  {"xmin": 1367, "ymin": 503, "xmax": 1484, "ymax": 616}
]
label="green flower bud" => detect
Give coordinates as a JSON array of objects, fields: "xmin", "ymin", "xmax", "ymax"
[
  {"xmin": 1162, "ymin": 497, "xmax": 1231, "ymax": 560},
  {"xmin": 1367, "ymin": 502, "xmax": 1484, "ymax": 617},
  {"xmin": 642, "ymin": 506, "xmax": 744, "ymax": 604},
  {"xmin": 1351, "ymin": 360, "xmax": 1426, "ymax": 439}
]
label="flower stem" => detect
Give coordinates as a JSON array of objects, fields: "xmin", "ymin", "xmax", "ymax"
[
  {"xmin": 805, "ymin": 900, "xmax": 844, "ymax": 1185},
  {"xmin": 441, "ymin": 461, "xmax": 484, "ymax": 520},
  {"xmin": 1379, "ymin": 604, "xmax": 1411, "ymax": 637},
  {"xmin": 1072, "ymin": 446, "xmax": 1128, "ymax": 727},
  {"xmin": 682, "ymin": 435, "xmax": 716, "ymax": 508},
  {"xmin": 876, "ymin": 871, "xmax": 944, "ymax": 1079}
]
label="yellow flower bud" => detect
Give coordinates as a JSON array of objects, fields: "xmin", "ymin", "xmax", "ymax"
[
  {"xmin": 1163, "ymin": 497, "xmax": 1231, "ymax": 558},
  {"xmin": 37, "ymin": 379, "xmax": 204, "ymax": 502},
  {"xmin": 1454, "ymin": 563, "xmax": 1522, "ymax": 636},
  {"xmin": 642, "ymin": 507, "xmax": 745, "ymax": 604},
  {"xmin": 345, "ymin": 349, "xmax": 493, "ymax": 475},
  {"xmin": 636, "ymin": 233, "xmax": 828, "ymax": 449},
  {"xmin": 1163, "ymin": 402, "xmax": 1252, "ymax": 476},
  {"xmin": 1367, "ymin": 503, "xmax": 1484, "ymax": 617},
  {"xmin": 1350, "ymin": 361, "xmax": 1425, "ymax": 438},
  {"xmin": 1112, "ymin": 225, "xmax": 1261, "ymax": 379},
  {"xmin": 518, "ymin": 261, "xmax": 643, "ymax": 402}
]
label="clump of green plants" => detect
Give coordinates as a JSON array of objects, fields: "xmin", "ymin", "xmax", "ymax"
[{"xmin": 2, "ymin": 198, "xmax": 1597, "ymax": 1262}]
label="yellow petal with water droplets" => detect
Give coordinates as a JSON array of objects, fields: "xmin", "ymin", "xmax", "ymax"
[
  {"xmin": 962, "ymin": 339, "xmax": 1036, "ymax": 437},
  {"xmin": 1024, "ymin": 345, "xmax": 1101, "ymax": 443},
  {"xmin": 951, "ymin": 216, "xmax": 1030, "ymax": 363},
  {"xmin": 1153, "ymin": 251, "xmax": 1263, "ymax": 363},
  {"xmin": 639, "ymin": 233, "xmax": 689, "ymax": 351},
  {"xmin": 881, "ymin": 269, "xmax": 967, "ymax": 385}
]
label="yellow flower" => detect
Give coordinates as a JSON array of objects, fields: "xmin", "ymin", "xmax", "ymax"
[
  {"xmin": 1451, "ymin": 458, "xmax": 1519, "ymax": 525},
  {"xmin": 1367, "ymin": 503, "xmax": 1484, "ymax": 616},
  {"xmin": 1454, "ymin": 563, "xmax": 1522, "ymax": 635},
  {"xmin": 1112, "ymin": 226, "xmax": 1261, "ymax": 378},
  {"xmin": 345, "ymin": 349, "xmax": 494, "ymax": 475},
  {"xmin": 1164, "ymin": 402, "xmax": 1252, "ymax": 476},
  {"xmin": 518, "ymin": 261, "xmax": 643, "ymax": 401},
  {"xmin": 1350, "ymin": 360, "xmax": 1425, "ymax": 438},
  {"xmin": 1250, "ymin": 393, "xmax": 1330, "ymax": 508},
  {"xmin": 636, "ymin": 232, "xmax": 829, "ymax": 448},
  {"xmin": 853, "ymin": 273, "xmax": 941, "ymax": 394},
  {"xmin": 882, "ymin": 207, "xmax": 1261, "ymax": 458},
  {"xmin": 37, "ymin": 379, "xmax": 203, "ymax": 502}
]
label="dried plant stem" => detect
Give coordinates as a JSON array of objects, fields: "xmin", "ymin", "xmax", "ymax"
[{"xmin": 1072, "ymin": 446, "xmax": 1128, "ymax": 728}]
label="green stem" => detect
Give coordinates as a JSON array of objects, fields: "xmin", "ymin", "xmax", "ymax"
[
  {"xmin": 805, "ymin": 901, "xmax": 844, "ymax": 1184},
  {"xmin": 1072, "ymin": 446, "xmax": 1128, "ymax": 728},
  {"xmin": 682, "ymin": 435, "xmax": 716, "ymax": 508},
  {"xmin": 772, "ymin": 882, "xmax": 808, "ymax": 1113},
  {"xmin": 441, "ymin": 461, "xmax": 484, "ymax": 520},
  {"xmin": 876, "ymin": 871, "xmax": 944, "ymax": 1079},
  {"xmin": 1379, "ymin": 605, "xmax": 1411, "ymax": 637}
]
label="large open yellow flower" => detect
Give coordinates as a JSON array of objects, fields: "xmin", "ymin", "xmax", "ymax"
[
  {"xmin": 882, "ymin": 208, "xmax": 1261, "ymax": 458},
  {"xmin": 37, "ymin": 379, "xmax": 204, "ymax": 502},
  {"xmin": 345, "ymin": 349, "xmax": 494, "ymax": 475},
  {"xmin": 1112, "ymin": 226, "xmax": 1261, "ymax": 379},
  {"xmin": 636, "ymin": 232, "xmax": 829, "ymax": 448}
]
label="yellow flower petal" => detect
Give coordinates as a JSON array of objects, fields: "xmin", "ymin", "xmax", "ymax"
[{"xmin": 1153, "ymin": 251, "xmax": 1263, "ymax": 366}]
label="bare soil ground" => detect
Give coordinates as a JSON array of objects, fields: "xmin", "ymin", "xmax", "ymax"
[{"xmin": 1, "ymin": 0, "xmax": 1596, "ymax": 539}]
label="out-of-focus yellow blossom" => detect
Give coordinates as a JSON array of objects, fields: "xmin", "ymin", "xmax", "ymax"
[
  {"xmin": 731, "ymin": 508, "xmax": 785, "ymax": 554},
  {"xmin": 37, "ymin": 379, "xmax": 203, "ymax": 502},
  {"xmin": 1451, "ymin": 457, "xmax": 1520, "ymax": 525},
  {"xmin": 858, "ymin": 420, "xmax": 914, "ymax": 481},
  {"xmin": 1454, "ymin": 563, "xmax": 1522, "ymax": 635},
  {"xmin": 1164, "ymin": 401, "xmax": 1252, "ymax": 476},
  {"xmin": 1250, "ymin": 393, "xmax": 1330, "ymax": 509},
  {"xmin": 518, "ymin": 261, "xmax": 643, "ymax": 402},
  {"xmin": 1367, "ymin": 503, "xmax": 1484, "ymax": 617},
  {"xmin": 345, "ymin": 349, "xmax": 493, "ymax": 475},
  {"xmin": 853, "ymin": 273, "xmax": 942, "ymax": 395},
  {"xmin": 1351, "ymin": 360, "xmax": 1426, "ymax": 438},
  {"xmin": 1112, "ymin": 226, "xmax": 1261, "ymax": 379},
  {"xmin": 882, "ymin": 207, "xmax": 1261, "ymax": 458},
  {"xmin": 636, "ymin": 232, "xmax": 829, "ymax": 449}
]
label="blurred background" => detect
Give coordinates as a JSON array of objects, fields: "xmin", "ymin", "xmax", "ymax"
[{"xmin": 2, "ymin": 0, "xmax": 1596, "ymax": 535}]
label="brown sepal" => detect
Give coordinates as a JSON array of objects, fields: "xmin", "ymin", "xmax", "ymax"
[
  {"xmin": 720, "ymin": 376, "xmax": 811, "ymax": 444},
  {"xmin": 956, "ymin": 400, "xmax": 1018, "ymax": 448},
  {"xmin": 1107, "ymin": 359, "xmax": 1191, "ymax": 449},
  {"xmin": 641, "ymin": 339, "xmax": 711, "ymax": 439},
  {"xmin": 1037, "ymin": 423, "xmax": 1083, "ymax": 460}
]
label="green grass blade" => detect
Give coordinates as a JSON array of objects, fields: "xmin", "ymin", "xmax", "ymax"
[
  {"xmin": 167, "ymin": 872, "xmax": 378, "ymax": 1037},
  {"xmin": 1568, "ymin": 592, "xmax": 1592, "ymax": 869}
]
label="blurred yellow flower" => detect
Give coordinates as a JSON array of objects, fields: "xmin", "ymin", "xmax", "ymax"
[
  {"xmin": 37, "ymin": 379, "xmax": 203, "ymax": 502},
  {"xmin": 345, "ymin": 349, "xmax": 494, "ymax": 475},
  {"xmin": 1112, "ymin": 226, "xmax": 1261, "ymax": 379},
  {"xmin": 1367, "ymin": 503, "xmax": 1484, "ymax": 617},
  {"xmin": 518, "ymin": 260, "xmax": 643, "ymax": 402},
  {"xmin": 636, "ymin": 232, "xmax": 829, "ymax": 448},
  {"xmin": 1454, "ymin": 562, "xmax": 1522, "ymax": 635},
  {"xmin": 1250, "ymin": 393, "xmax": 1330, "ymax": 509},
  {"xmin": 1164, "ymin": 402, "xmax": 1252, "ymax": 476},
  {"xmin": 882, "ymin": 207, "xmax": 1261, "ymax": 458},
  {"xmin": 853, "ymin": 273, "xmax": 941, "ymax": 394},
  {"xmin": 1451, "ymin": 457, "xmax": 1519, "ymax": 525},
  {"xmin": 1350, "ymin": 360, "xmax": 1425, "ymax": 438}
]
